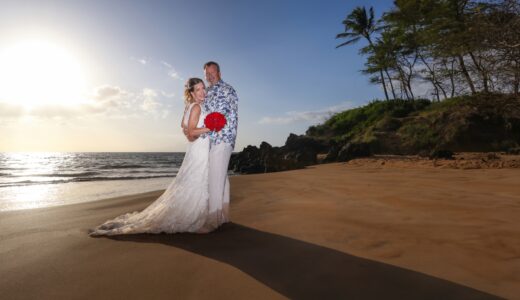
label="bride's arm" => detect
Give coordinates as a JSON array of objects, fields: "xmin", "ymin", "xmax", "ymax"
[{"xmin": 187, "ymin": 104, "xmax": 210, "ymax": 140}]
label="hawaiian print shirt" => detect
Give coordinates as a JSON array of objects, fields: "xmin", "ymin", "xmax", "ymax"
[{"xmin": 203, "ymin": 79, "xmax": 239, "ymax": 149}]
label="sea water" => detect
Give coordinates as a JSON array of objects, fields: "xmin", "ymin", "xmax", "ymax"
[{"xmin": 0, "ymin": 152, "xmax": 187, "ymax": 211}]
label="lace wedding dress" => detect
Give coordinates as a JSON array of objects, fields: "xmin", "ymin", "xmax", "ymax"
[{"xmin": 89, "ymin": 103, "xmax": 214, "ymax": 236}]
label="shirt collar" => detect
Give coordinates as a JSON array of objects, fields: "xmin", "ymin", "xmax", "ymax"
[{"xmin": 211, "ymin": 79, "xmax": 224, "ymax": 88}]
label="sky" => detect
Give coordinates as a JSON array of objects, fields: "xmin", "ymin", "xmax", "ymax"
[{"xmin": 0, "ymin": 0, "xmax": 395, "ymax": 152}]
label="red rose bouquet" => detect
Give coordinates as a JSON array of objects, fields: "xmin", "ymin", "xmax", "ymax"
[{"xmin": 204, "ymin": 112, "xmax": 227, "ymax": 132}]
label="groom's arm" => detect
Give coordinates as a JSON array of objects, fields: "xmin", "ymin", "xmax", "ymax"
[{"xmin": 224, "ymin": 87, "xmax": 238, "ymax": 136}]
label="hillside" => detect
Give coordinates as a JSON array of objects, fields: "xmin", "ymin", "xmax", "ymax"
[{"xmin": 230, "ymin": 94, "xmax": 520, "ymax": 173}]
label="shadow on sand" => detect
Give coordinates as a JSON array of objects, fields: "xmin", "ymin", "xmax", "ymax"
[{"xmin": 104, "ymin": 222, "xmax": 500, "ymax": 300}]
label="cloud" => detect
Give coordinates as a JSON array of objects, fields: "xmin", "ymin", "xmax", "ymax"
[
  {"xmin": 92, "ymin": 85, "xmax": 132, "ymax": 110},
  {"xmin": 29, "ymin": 104, "xmax": 82, "ymax": 119},
  {"xmin": 138, "ymin": 88, "xmax": 172, "ymax": 118},
  {"xmin": 141, "ymin": 88, "xmax": 160, "ymax": 112},
  {"xmin": 0, "ymin": 84, "xmax": 173, "ymax": 121},
  {"xmin": 259, "ymin": 101, "xmax": 355, "ymax": 125},
  {"xmin": 160, "ymin": 60, "xmax": 183, "ymax": 81},
  {"xmin": 168, "ymin": 69, "xmax": 183, "ymax": 81},
  {"xmin": 161, "ymin": 109, "xmax": 171, "ymax": 119},
  {"xmin": 94, "ymin": 85, "xmax": 123, "ymax": 101},
  {"xmin": 130, "ymin": 56, "xmax": 149, "ymax": 66},
  {"xmin": 160, "ymin": 61, "xmax": 172, "ymax": 68},
  {"xmin": 0, "ymin": 102, "xmax": 25, "ymax": 118},
  {"xmin": 133, "ymin": 57, "xmax": 183, "ymax": 80},
  {"xmin": 160, "ymin": 91, "xmax": 175, "ymax": 98}
]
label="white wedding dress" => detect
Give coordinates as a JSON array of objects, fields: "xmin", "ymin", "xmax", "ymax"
[{"xmin": 89, "ymin": 103, "xmax": 214, "ymax": 236}]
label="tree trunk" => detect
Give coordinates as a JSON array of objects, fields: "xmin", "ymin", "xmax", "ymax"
[
  {"xmin": 379, "ymin": 69, "xmax": 390, "ymax": 100},
  {"xmin": 457, "ymin": 54, "xmax": 476, "ymax": 94},
  {"xmin": 514, "ymin": 60, "xmax": 520, "ymax": 95},
  {"xmin": 468, "ymin": 51, "xmax": 489, "ymax": 93},
  {"xmin": 397, "ymin": 66, "xmax": 411, "ymax": 100},
  {"xmin": 366, "ymin": 37, "xmax": 390, "ymax": 101},
  {"xmin": 384, "ymin": 68, "xmax": 397, "ymax": 99},
  {"xmin": 405, "ymin": 54, "xmax": 418, "ymax": 100},
  {"xmin": 449, "ymin": 59, "xmax": 456, "ymax": 97},
  {"xmin": 419, "ymin": 54, "xmax": 447, "ymax": 100}
]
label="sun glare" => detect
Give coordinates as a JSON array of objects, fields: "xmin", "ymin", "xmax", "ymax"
[{"xmin": 0, "ymin": 39, "xmax": 88, "ymax": 109}]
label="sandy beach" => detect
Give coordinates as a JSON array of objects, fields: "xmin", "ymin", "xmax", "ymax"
[{"xmin": 1, "ymin": 160, "xmax": 519, "ymax": 299}]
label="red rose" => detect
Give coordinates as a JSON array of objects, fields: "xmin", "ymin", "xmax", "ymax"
[{"xmin": 204, "ymin": 112, "xmax": 227, "ymax": 132}]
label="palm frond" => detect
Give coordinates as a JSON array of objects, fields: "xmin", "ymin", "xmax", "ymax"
[
  {"xmin": 336, "ymin": 32, "xmax": 357, "ymax": 39},
  {"xmin": 336, "ymin": 37, "xmax": 361, "ymax": 48}
]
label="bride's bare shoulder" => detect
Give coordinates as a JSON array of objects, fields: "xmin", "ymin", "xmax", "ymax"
[{"xmin": 190, "ymin": 103, "xmax": 201, "ymax": 113}]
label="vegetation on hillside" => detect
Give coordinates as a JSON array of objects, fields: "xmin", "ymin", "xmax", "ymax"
[{"xmin": 306, "ymin": 93, "xmax": 520, "ymax": 154}]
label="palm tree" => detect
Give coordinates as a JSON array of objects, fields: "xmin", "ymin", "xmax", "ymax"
[{"xmin": 336, "ymin": 6, "xmax": 390, "ymax": 100}]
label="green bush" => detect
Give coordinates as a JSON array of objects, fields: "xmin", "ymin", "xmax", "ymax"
[{"xmin": 304, "ymin": 94, "xmax": 520, "ymax": 153}]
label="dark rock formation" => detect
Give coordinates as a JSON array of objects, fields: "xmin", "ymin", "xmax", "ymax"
[
  {"xmin": 429, "ymin": 149, "xmax": 454, "ymax": 160},
  {"xmin": 507, "ymin": 147, "xmax": 520, "ymax": 155},
  {"xmin": 337, "ymin": 142, "xmax": 372, "ymax": 162},
  {"xmin": 229, "ymin": 134, "xmax": 330, "ymax": 174},
  {"xmin": 324, "ymin": 140, "xmax": 341, "ymax": 162}
]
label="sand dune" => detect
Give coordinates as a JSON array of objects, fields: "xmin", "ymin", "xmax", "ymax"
[{"xmin": 1, "ymin": 161, "xmax": 519, "ymax": 299}]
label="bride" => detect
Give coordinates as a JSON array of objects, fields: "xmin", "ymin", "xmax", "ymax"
[{"xmin": 89, "ymin": 77, "xmax": 216, "ymax": 236}]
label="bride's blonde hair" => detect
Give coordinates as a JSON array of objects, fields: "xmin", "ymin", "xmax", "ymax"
[{"xmin": 184, "ymin": 77, "xmax": 204, "ymax": 105}]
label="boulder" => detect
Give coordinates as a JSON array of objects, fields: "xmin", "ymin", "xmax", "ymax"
[
  {"xmin": 337, "ymin": 142, "xmax": 372, "ymax": 162},
  {"xmin": 429, "ymin": 149, "xmax": 454, "ymax": 160}
]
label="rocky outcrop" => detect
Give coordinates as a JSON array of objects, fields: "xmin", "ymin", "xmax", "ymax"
[
  {"xmin": 429, "ymin": 149, "xmax": 454, "ymax": 160},
  {"xmin": 337, "ymin": 142, "xmax": 372, "ymax": 162},
  {"xmin": 229, "ymin": 134, "xmax": 330, "ymax": 174},
  {"xmin": 230, "ymin": 94, "xmax": 520, "ymax": 174}
]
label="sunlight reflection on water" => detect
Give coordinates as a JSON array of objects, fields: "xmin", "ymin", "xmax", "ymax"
[{"xmin": 0, "ymin": 177, "xmax": 173, "ymax": 211}]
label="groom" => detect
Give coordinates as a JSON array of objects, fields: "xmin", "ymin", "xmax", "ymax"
[{"xmin": 187, "ymin": 61, "xmax": 238, "ymax": 227}]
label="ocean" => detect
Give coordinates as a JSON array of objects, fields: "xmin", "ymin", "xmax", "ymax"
[{"xmin": 0, "ymin": 152, "xmax": 203, "ymax": 211}]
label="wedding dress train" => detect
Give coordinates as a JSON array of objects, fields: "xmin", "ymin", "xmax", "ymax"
[{"xmin": 89, "ymin": 103, "xmax": 217, "ymax": 236}]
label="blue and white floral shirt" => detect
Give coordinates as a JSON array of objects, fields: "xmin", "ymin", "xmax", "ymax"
[{"xmin": 203, "ymin": 79, "xmax": 239, "ymax": 149}]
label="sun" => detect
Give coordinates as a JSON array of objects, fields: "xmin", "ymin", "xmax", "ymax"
[{"xmin": 0, "ymin": 39, "xmax": 88, "ymax": 109}]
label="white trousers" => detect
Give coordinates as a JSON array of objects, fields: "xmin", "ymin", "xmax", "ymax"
[{"xmin": 208, "ymin": 142, "xmax": 232, "ymax": 225}]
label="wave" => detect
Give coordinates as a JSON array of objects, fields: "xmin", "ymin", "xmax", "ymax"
[
  {"xmin": 127, "ymin": 170, "xmax": 177, "ymax": 174},
  {"xmin": 98, "ymin": 164, "xmax": 148, "ymax": 169},
  {"xmin": 0, "ymin": 174, "xmax": 176, "ymax": 188},
  {"xmin": 10, "ymin": 171, "xmax": 102, "ymax": 178},
  {"xmin": 73, "ymin": 175, "xmax": 175, "ymax": 182}
]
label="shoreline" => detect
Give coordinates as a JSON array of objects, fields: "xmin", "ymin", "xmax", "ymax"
[
  {"xmin": 1, "ymin": 162, "xmax": 519, "ymax": 299},
  {"xmin": 0, "ymin": 177, "xmax": 174, "ymax": 212}
]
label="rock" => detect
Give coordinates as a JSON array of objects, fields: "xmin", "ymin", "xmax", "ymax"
[
  {"xmin": 284, "ymin": 148, "xmax": 317, "ymax": 166},
  {"xmin": 324, "ymin": 140, "xmax": 341, "ymax": 162},
  {"xmin": 337, "ymin": 142, "xmax": 372, "ymax": 162},
  {"xmin": 282, "ymin": 133, "xmax": 329, "ymax": 166},
  {"xmin": 417, "ymin": 149, "xmax": 430, "ymax": 158},
  {"xmin": 486, "ymin": 152, "xmax": 500, "ymax": 160},
  {"xmin": 229, "ymin": 141, "xmax": 309, "ymax": 174},
  {"xmin": 429, "ymin": 149, "xmax": 454, "ymax": 160},
  {"xmin": 506, "ymin": 147, "xmax": 520, "ymax": 155},
  {"xmin": 284, "ymin": 133, "xmax": 328, "ymax": 152},
  {"xmin": 238, "ymin": 164, "xmax": 265, "ymax": 174},
  {"xmin": 259, "ymin": 141, "xmax": 272, "ymax": 153},
  {"xmin": 229, "ymin": 145, "xmax": 264, "ymax": 174}
]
